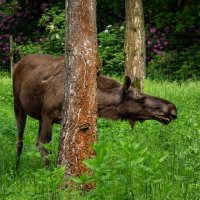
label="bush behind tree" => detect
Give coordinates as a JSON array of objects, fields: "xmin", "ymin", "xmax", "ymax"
[
  {"xmin": 8, "ymin": 1, "xmax": 200, "ymax": 80},
  {"xmin": 147, "ymin": 45, "xmax": 200, "ymax": 80}
]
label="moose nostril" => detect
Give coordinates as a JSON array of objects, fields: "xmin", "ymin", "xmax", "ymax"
[{"xmin": 170, "ymin": 114, "xmax": 177, "ymax": 119}]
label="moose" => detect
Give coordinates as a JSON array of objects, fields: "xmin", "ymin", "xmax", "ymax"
[{"xmin": 13, "ymin": 54, "xmax": 177, "ymax": 166}]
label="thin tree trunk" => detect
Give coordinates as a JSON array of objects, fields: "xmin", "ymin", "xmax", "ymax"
[
  {"xmin": 124, "ymin": 0, "xmax": 145, "ymax": 91},
  {"xmin": 58, "ymin": 0, "xmax": 99, "ymax": 188}
]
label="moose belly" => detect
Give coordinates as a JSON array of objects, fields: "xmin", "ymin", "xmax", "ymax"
[{"xmin": 20, "ymin": 92, "xmax": 42, "ymax": 120}]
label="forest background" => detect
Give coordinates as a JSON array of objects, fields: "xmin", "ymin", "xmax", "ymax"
[
  {"xmin": 0, "ymin": 0, "xmax": 200, "ymax": 80},
  {"xmin": 0, "ymin": 0, "xmax": 200, "ymax": 199}
]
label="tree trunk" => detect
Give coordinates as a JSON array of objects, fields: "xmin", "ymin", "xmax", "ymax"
[
  {"xmin": 58, "ymin": 0, "xmax": 99, "ymax": 188},
  {"xmin": 124, "ymin": 0, "xmax": 145, "ymax": 91}
]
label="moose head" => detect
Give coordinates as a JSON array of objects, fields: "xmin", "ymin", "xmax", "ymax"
[{"xmin": 97, "ymin": 76, "xmax": 177, "ymax": 128}]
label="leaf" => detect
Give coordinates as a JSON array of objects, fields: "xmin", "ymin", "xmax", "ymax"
[
  {"xmin": 174, "ymin": 175, "xmax": 185, "ymax": 181},
  {"xmin": 70, "ymin": 177, "xmax": 83, "ymax": 184},
  {"xmin": 159, "ymin": 154, "xmax": 168, "ymax": 163}
]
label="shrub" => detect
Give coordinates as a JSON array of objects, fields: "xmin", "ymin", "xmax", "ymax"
[
  {"xmin": 98, "ymin": 24, "xmax": 125, "ymax": 76},
  {"xmin": 15, "ymin": 22, "xmax": 126, "ymax": 77},
  {"xmin": 147, "ymin": 45, "xmax": 200, "ymax": 80},
  {"xmin": 0, "ymin": 0, "xmax": 49, "ymax": 65},
  {"xmin": 96, "ymin": 0, "xmax": 125, "ymax": 32},
  {"xmin": 38, "ymin": 5, "xmax": 65, "ymax": 55},
  {"xmin": 15, "ymin": 5, "xmax": 65, "ymax": 57},
  {"xmin": 15, "ymin": 41, "xmax": 44, "ymax": 57}
]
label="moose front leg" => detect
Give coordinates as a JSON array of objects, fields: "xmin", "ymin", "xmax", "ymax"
[{"xmin": 36, "ymin": 116, "xmax": 53, "ymax": 166}]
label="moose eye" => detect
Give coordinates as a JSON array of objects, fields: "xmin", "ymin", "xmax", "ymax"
[
  {"xmin": 139, "ymin": 96, "xmax": 146, "ymax": 103},
  {"xmin": 136, "ymin": 93, "xmax": 146, "ymax": 102}
]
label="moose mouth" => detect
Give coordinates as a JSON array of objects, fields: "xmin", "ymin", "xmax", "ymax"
[{"xmin": 155, "ymin": 115, "xmax": 172, "ymax": 125}]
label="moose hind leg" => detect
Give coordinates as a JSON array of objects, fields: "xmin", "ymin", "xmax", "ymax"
[
  {"xmin": 36, "ymin": 116, "xmax": 53, "ymax": 166},
  {"xmin": 15, "ymin": 104, "xmax": 27, "ymax": 169}
]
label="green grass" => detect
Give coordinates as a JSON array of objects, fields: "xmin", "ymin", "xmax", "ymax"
[{"xmin": 0, "ymin": 75, "xmax": 200, "ymax": 199}]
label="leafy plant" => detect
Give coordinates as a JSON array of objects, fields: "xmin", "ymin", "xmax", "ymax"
[
  {"xmin": 96, "ymin": 0, "xmax": 124, "ymax": 31},
  {"xmin": 98, "ymin": 24, "xmax": 125, "ymax": 76},
  {"xmin": 15, "ymin": 5, "xmax": 65, "ymax": 57},
  {"xmin": 38, "ymin": 5, "xmax": 65, "ymax": 55},
  {"xmin": 15, "ymin": 41, "xmax": 44, "ymax": 57},
  {"xmin": 1, "ymin": 76, "xmax": 200, "ymax": 199},
  {"xmin": 147, "ymin": 45, "xmax": 200, "ymax": 80}
]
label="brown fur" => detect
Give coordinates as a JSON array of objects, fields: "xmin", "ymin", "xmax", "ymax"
[{"xmin": 13, "ymin": 54, "xmax": 177, "ymax": 167}]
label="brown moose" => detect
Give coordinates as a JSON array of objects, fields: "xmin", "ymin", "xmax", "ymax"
[{"xmin": 13, "ymin": 54, "xmax": 177, "ymax": 167}]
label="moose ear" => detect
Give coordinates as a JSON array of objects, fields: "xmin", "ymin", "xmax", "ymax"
[{"xmin": 122, "ymin": 76, "xmax": 132, "ymax": 95}]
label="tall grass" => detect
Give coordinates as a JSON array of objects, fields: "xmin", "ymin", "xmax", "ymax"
[
  {"xmin": 0, "ymin": 74, "xmax": 80, "ymax": 199},
  {"xmin": 85, "ymin": 79, "xmax": 200, "ymax": 199},
  {"xmin": 0, "ymin": 75, "xmax": 199, "ymax": 199}
]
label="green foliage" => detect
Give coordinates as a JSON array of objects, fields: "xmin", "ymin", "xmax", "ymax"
[
  {"xmin": 15, "ymin": 5, "xmax": 65, "ymax": 57},
  {"xmin": 98, "ymin": 25, "xmax": 125, "ymax": 76},
  {"xmin": 0, "ymin": 76, "xmax": 200, "ymax": 199},
  {"xmin": 144, "ymin": 0, "xmax": 200, "ymax": 79},
  {"xmin": 31, "ymin": 167, "xmax": 66, "ymax": 199},
  {"xmin": 144, "ymin": 0, "xmax": 200, "ymax": 32},
  {"xmin": 38, "ymin": 5, "xmax": 65, "ymax": 55},
  {"xmin": 83, "ymin": 80, "xmax": 200, "ymax": 199},
  {"xmin": 0, "ymin": 0, "xmax": 17, "ymax": 16},
  {"xmin": 1, "ymin": 0, "xmax": 200, "ymax": 81},
  {"xmin": 0, "ymin": 75, "xmax": 81, "ymax": 199},
  {"xmin": 152, "ymin": 4, "xmax": 200, "ymax": 32},
  {"xmin": 96, "ymin": 0, "xmax": 124, "ymax": 31},
  {"xmin": 13, "ymin": 1, "xmax": 200, "ymax": 80},
  {"xmin": 15, "ymin": 21, "xmax": 126, "ymax": 77},
  {"xmin": 15, "ymin": 41, "xmax": 45, "ymax": 57},
  {"xmin": 147, "ymin": 45, "xmax": 200, "ymax": 80}
]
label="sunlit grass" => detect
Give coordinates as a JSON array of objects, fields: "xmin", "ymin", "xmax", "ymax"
[{"xmin": 0, "ymin": 76, "xmax": 200, "ymax": 199}]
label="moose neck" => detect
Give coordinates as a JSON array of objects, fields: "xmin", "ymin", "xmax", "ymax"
[
  {"xmin": 97, "ymin": 75, "xmax": 126, "ymax": 120},
  {"xmin": 97, "ymin": 103, "xmax": 126, "ymax": 121}
]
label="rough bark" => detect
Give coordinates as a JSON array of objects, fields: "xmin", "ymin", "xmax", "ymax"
[
  {"xmin": 124, "ymin": 0, "xmax": 145, "ymax": 91},
  {"xmin": 58, "ymin": 0, "xmax": 98, "ymax": 187}
]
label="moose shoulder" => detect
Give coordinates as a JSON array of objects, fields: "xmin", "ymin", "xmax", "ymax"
[{"xmin": 13, "ymin": 54, "xmax": 177, "ymax": 166}]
